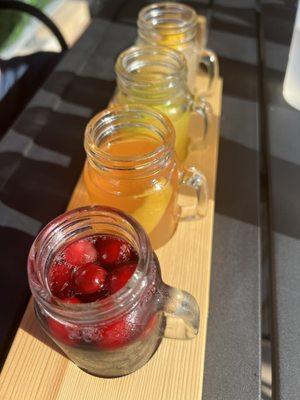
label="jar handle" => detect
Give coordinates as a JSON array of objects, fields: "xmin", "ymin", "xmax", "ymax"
[
  {"xmin": 198, "ymin": 48, "xmax": 219, "ymax": 96},
  {"xmin": 161, "ymin": 284, "xmax": 200, "ymax": 340},
  {"xmin": 191, "ymin": 97, "xmax": 213, "ymax": 144},
  {"xmin": 179, "ymin": 166, "xmax": 208, "ymax": 219}
]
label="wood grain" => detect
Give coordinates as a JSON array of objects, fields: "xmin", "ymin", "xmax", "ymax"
[{"xmin": 0, "ymin": 75, "xmax": 222, "ymax": 400}]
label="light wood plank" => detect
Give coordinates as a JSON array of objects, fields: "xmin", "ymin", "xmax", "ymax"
[{"xmin": 0, "ymin": 75, "xmax": 222, "ymax": 400}]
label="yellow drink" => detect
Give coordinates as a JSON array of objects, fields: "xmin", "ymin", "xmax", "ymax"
[{"xmin": 115, "ymin": 46, "xmax": 195, "ymax": 162}]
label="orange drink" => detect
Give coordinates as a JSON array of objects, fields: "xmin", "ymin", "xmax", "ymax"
[{"xmin": 84, "ymin": 105, "xmax": 208, "ymax": 248}]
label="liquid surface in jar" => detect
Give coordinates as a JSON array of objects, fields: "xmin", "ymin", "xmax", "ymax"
[
  {"xmin": 84, "ymin": 135, "xmax": 180, "ymax": 248},
  {"xmin": 152, "ymin": 23, "xmax": 188, "ymax": 48}
]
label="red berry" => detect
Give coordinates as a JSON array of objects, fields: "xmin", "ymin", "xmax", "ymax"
[
  {"xmin": 48, "ymin": 262, "xmax": 74, "ymax": 299},
  {"xmin": 74, "ymin": 263, "xmax": 107, "ymax": 295},
  {"xmin": 48, "ymin": 317, "xmax": 80, "ymax": 345},
  {"xmin": 108, "ymin": 263, "xmax": 136, "ymax": 294},
  {"xmin": 95, "ymin": 236, "xmax": 133, "ymax": 266},
  {"xmin": 97, "ymin": 317, "xmax": 135, "ymax": 349},
  {"xmin": 64, "ymin": 239, "xmax": 97, "ymax": 266}
]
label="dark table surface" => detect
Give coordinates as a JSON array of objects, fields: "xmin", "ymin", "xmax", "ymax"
[
  {"xmin": 261, "ymin": 2, "xmax": 300, "ymax": 399},
  {"xmin": 0, "ymin": 1, "xmax": 299, "ymax": 399}
]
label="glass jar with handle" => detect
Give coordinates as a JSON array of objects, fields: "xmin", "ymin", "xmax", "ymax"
[
  {"xmin": 137, "ymin": 1, "xmax": 219, "ymax": 95},
  {"xmin": 114, "ymin": 45, "xmax": 212, "ymax": 162},
  {"xmin": 28, "ymin": 205, "xmax": 200, "ymax": 377},
  {"xmin": 83, "ymin": 104, "xmax": 208, "ymax": 249}
]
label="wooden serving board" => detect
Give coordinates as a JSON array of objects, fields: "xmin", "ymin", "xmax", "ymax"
[{"xmin": 0, "ymin": 74, "xmax": 222, "ymax": 400}]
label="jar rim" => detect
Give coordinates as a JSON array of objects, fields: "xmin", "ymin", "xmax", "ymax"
[
  {"xmin": 115, "ymin": 45, "xmax": 187, "ymax": 92},
  {"xmin": 84, "ymin": 104, "xmax": 175, "ymax": 174},
  {"xmin": 138, "ymin": 2, "xmax": 198, "ymax": 43},
  {"xmin": 27, "ymin": 206, "xmax": 153, "ymax": 324}
]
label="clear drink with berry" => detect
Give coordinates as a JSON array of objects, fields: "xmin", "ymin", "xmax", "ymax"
[{"xmin": 28, "ymin": 206, "xmax": 199, "ymax": 377}]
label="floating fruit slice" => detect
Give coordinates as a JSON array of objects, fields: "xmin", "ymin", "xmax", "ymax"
[
  {"xmin": 171, "ymin": 111, "xmax": 190, "ymax": 162},
  {"xmin": 158, "ymin": 104, "xmax": 190, "ymax": 162},
  {"xmin": 132, "ymin": 183, "xmax": 173, "ymax": 233}
]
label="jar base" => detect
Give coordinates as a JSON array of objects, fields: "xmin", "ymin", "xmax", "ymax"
[
  {"xmin": 38, "ymin": 311, "xmax": 167, "ymax": 378},
  {"xmin": 78, "ymin": 334, "xmax": 164, "ymax": 378}
]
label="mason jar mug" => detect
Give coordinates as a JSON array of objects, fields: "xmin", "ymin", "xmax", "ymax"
[
  {"xmin": 83, "ymin": 104, "xmax": 208, "ymax": 249},
  {"xmin": 137, "ymin": 1, "xmax": 219, "ymax": 95},
  {"xmin": 114, "ymin": 45, "xmax": 212, "ymax": 162},
  {"xmin": 27, "ymin": 206, "xmax": 200, "ymax": 377}
]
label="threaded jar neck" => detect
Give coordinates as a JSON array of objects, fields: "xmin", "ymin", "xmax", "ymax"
[
  {"xmin": 138, "ymin": 2, "xmax": 198, "ymax": 46},
  {"xmin": 84, "ymin": 104, "xmax": 176, "ymax": 179},
  {"xmin": 115, "ymin": 46, "xmax": 188, "ymax": 103},
  {"xmin": 28, "ymin": 206, "xmax": 154, "ymax": 324}
]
